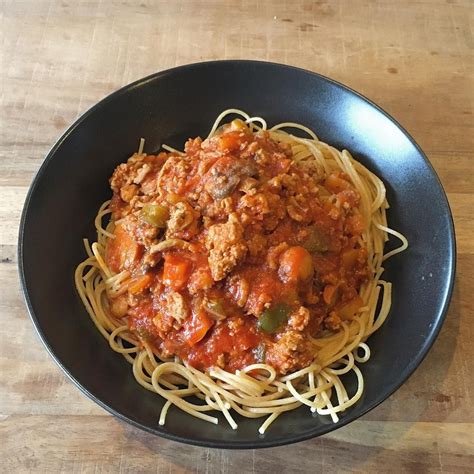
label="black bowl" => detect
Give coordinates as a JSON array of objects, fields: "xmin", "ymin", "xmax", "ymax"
[{"xmin": 19, "ymin": 60, "xmax": 455, "ymax": 448}]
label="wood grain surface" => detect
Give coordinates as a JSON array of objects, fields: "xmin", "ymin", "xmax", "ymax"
[{"xmin": 1, "ymin": 0, "xmax": 473, "ymax": 472}]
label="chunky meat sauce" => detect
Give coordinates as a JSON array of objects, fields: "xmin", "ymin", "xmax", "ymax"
[{"xmin": 105, "ymin": 120, "xmax": 369, "ymax": 374}]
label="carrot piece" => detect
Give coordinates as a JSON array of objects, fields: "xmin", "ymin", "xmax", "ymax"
[
  {"xmin": 163, "ymin": 254, "xmax": 192, "ymax": 291},
  {"xmin": 217, "ymin": 131, "xmax": 243, "ymax": 152},
  {"xmin": 106, "ymin": 224, "xmax": 142, "ymax": 273},
  {"xmin": 183, "ymin": 311, "xmax": 213, "ymax": 346},
  {"xmin": 279, "ymin": 246, "xmax": 314, "ymax": 283},
  {"xmin": 128, "ymin": 273, "xmax": 153, "ymax": 295}
]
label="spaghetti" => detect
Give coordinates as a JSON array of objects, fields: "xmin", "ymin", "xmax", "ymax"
[{"xmin": 75, "ymin": 110, "xmax": 407, "ymax": 433}]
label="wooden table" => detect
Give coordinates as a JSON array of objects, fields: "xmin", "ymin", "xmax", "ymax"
[{"xmin": 1, "ymin": 1, "xmax": 473, "ymax": 472}]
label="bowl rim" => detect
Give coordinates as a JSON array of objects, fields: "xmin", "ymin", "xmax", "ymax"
[{"xmin": 18, "ymin": 59, "xmax": 457, "ymax": 449}]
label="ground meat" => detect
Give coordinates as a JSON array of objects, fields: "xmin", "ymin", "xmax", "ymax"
[
  {"xmin": 227, "ymin": 317, "xmax": 245, "ymax": 331},
  {"xmin": 325, "ymin": 311, "xmax": 342, "ymax": 331},
  {"xmin": 153, "ymin": 312, "xmax": 174, "ymax": 336},
  {"xmin": 133, "ymin": 163, "xmax": 151, "ymax": 184},
  {"xmin": 164, "ymin": 291, "xmax": 189, "ymax": 324},
  {"xmin": 287, "ymin": 196, "xmax": 312, "ymax": 223},
  {"xmin": 140, "ymin": 174, "xmax": 158, "ymax": 195},
  {"xmin": 160, "ymin": 156, "xmax": 190, "ymax": 194},
  {"xmin": 246, "ymin": 233, "xmax": 267, "ymax": 258},
  {"xmin": 184, "ymin": 137, "xmax": 203, "ymax": 156},
  {"xmin": 251, "ymin": 292, "xmax": 272, "ymax": 316},
  {"xmin": 205, "ymin": 213, "xmax": 247, "ymax": 281},
  {"xmin": 289, "ymin": 306, "xmax": 310, "ymax": 331},
  {"xmin": 187, "ymin": 266, "xmax": 214, "ymax": 295},
  {"xmin": 265, "ymin": 330, "xmax": 314, "ymax": 375},
  {"xmin": 227, "ymin": 275, "xmax": 250, "ymax": 307},
  {"xmin": 266, "ymin": 243, "xmax": 289, "ymax": 270},
  {"xmin": 204, "ymin": 195, "xmax": 235, "ymax": 220},
  {"xmin": 238, "ymin": 193, "xmax": 270, "ymax": 217},
  {"xmin": 110, "ymin": 153, "xmax": 149, "ymax": 192},
  {"xmin": 239, "ymin": 177, "xmax": 258, "ymax": 194},
  {"xmin": 110, "ymin": 163, "xmax": 131, "ymax": 193},
  {"xmin": 166, "ymin": 201, "xmax": 195, "ymax": 238}
]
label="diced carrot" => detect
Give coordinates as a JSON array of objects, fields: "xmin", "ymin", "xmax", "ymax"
[
  {"xmin": 128, "ymin": 273, "xmax": 153, "ymax": 295},
  {"xmin": 106, "ymin": 223, "xmax": 142, "ymax": 273},
  {"xmin": 163, "ymin": 254, "xmax": 192, "ymax": 291},
  {"xmin": 183, "ymin": 311, "xmax": 213, "ymax": 346},
  {"xmin": 279, "ymin": 246, "xmax": 314, "ymax": 283},
  {"xmin": 217, "ymin": 131, "xmax": 243, "ymax": 152},
  {"xmin": 338, "ymin": 296, "xmax": 364, "ymax": 320}
]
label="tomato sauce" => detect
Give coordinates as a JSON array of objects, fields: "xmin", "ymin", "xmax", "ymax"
[{"xmin": 105, "ymin": 120, "xmax": 369, "ymax": 374}]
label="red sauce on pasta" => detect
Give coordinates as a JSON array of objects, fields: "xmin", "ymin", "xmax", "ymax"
[{"xmin": 105, "ymin": 120, "xmax": 369, "ymax": 374}]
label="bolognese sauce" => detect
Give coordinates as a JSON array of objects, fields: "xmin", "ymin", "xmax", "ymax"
[{"xmin": 105, "ymin": 119, "xmax": 370, "ymax": 375}]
